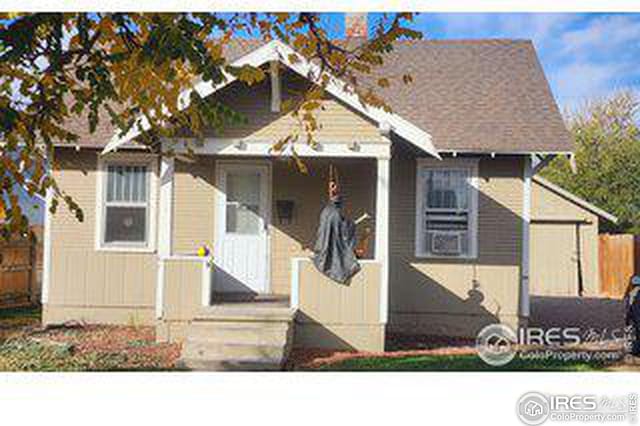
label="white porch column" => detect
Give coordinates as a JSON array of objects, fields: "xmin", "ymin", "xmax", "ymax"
[
  {"xmin": 41, "ymin": 186, "xmax": 53, "ymax": 305},
  {"xmin": 519, "ymin": 155, "xmax": 532, "ymax": 319},
  {"xmin": 375, "ymin": 157, "xmax": 390, "ymax": 324},
  {"xmin": 156, "ymin": 156, "xmax": 174, "ymax": 319}
]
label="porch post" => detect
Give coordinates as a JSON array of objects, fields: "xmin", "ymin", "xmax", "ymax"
[
  {"xmin": 375, "ymin": 157, "xmax": 390, "ymax": 324},
  {"xmin": 41, "ymin": 186, "xmax": 53, "ymax": 305},
  {"xmin": 156, "ymin": 155, "xmax": 174, "ymax": 319}
]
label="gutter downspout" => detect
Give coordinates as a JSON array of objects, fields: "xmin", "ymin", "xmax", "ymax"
[{"xmin": 519, "ymin": 155, "xmax": 532, "ymax": 320}]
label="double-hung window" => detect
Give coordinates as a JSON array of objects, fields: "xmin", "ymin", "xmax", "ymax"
[
  {"xmin": 97, "ymin": 155, "xmax": 157, "ymax": 251},
  {"xmin": 415, "ymin": 159, "xmax": 478, "ymax": 258}
]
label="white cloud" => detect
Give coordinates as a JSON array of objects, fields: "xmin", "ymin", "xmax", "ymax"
[
  {"xmin": 492, "ymin": 13, "xmax": 578, "ymax": 48},
  {"xmin": 550, "ymin": 61, "xmax": 626, "ymax": 112},
  {"xmin": 561, "ymin": 15, "xmax": 640, "ymax": 55},
  {"xmin": 425, "ymin": 13, "xmax": 578, "ymax": 49}
]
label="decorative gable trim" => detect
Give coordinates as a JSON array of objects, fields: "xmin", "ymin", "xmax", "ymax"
[{"xmin": 102, "ymin": 40, "xmax": 439, "ymax": 159}]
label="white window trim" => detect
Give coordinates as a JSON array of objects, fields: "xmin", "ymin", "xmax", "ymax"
[
  {"xmin": 95, "ymin": 153, "xmax": 159, "ymax": 253},
  {"xmin": 415, "ymin": 157, "xmax": 479, "ymax": 259}
]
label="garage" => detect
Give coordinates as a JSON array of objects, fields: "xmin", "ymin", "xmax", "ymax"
[{"xmin": 530, "ymin": 176, "xmax": 617, "ymax": 297}]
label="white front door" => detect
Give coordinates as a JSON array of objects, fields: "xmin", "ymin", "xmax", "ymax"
[{"xmin": 215, "ymin": 162, "xmax": 270, "ymax": 294}]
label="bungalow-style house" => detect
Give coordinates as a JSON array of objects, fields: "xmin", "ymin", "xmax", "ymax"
[{"xmin": 41, "ymin": 15, "xmax": 574, "ymax": 369}]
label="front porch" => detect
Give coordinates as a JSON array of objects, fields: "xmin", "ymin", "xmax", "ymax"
[{"xmin": 154, "ymin": 147, "xmax": 391, "ymax": 367}]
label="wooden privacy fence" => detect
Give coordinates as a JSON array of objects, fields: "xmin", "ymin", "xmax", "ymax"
[
  {"xmin": 599, "ymin": 234, "xmax": 640, "ymax": 298},
  {"xmin": 0, "ymin": 235, "xmax": 37, "ymax": 309}
]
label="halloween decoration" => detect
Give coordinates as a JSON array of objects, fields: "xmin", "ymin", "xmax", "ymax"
[{"xmin": 312, "ymin": 165, "xmax": 361, "ymax": 284}]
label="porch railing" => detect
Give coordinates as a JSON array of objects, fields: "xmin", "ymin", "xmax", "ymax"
[
  {"xmin": 291, "ymin": 258, "xmax": 384, "ymax": 349},
  {"xmin": 159, "ymin": 255, "xmax": 213, "ymax": 321}
]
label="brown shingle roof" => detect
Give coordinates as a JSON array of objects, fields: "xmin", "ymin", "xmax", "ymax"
[{"xmin": 60, "ymin": 38, "xmax": 571, "ymax": 153}]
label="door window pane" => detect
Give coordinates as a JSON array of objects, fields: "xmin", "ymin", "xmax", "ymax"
[
  {"xmin": 226, "ymin": 204, "xmax": 261, "ymax": 234},
  {"xmin": 227, "ymin": 172, "xmax": 260, "ymax": 205},
  {"xmin": 226, "ymin": 172, "xmax": 261, "ymax": 234}
]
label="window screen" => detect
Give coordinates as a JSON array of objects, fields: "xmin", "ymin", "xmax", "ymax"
[
  {"xmin": 103, "ymin": 165, "xmax": 149, "ymax": 245},
  {"xmin": 418, "ymin": 167, "xmax": 475, "ymax": 257}
]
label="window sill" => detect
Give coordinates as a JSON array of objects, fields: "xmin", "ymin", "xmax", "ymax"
[
  {"xmin": 95, "ymin": 245, "xmax": 156, "ymax": 254},
  {"xmin": 414, "ymin": 252, "xmax": 478, "ymax": 261}
]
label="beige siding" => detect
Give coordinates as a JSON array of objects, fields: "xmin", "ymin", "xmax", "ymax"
[
  {"xmin": 202, "ymin": 70, "xmax": 385, "ymax": 143},
  {"xmin": 172, "ymin": 157, "xmax": 216, "ymax": 254},
  {"xmin": 44, "ymin": 150, "xmax": 157, "ymax": 326},
  {"xmin": 532, "ymin": 180, "xmax": 597, "ymax": 221},
  {"xmin": 156, "ymin": 258, "xmax": 208, "ymax": 342},
  {"xmin": 389, "ymin": 144, "xmax": 524, "ymax": 337},
  {"xmin": 530, "ymin": 180, "xmax": 600, "ymax": 296},
  {"xmin": 294, "ymin": 259, "xmax": 383, "ymax": 351},
  {"xmin": 162, "ymin": 259, "xmax": 204, "ymax": 321}
]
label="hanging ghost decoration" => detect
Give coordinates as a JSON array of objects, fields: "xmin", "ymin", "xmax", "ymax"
[{"xmin": 312, "ymin": 165, "xmax": 361, "ymax": 284}]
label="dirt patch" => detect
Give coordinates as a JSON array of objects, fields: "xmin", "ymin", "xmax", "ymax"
[
  {"xmin": 0, "ymin": 308, "xmax": 181, "ymax": 371},
  {"xmin": 42, "ymin": 325, "xmax": 182, "ymax": 370}
]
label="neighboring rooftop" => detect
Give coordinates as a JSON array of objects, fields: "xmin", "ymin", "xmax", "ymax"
[{"xmin": 59, "ymin": 38, "xmax": 572, "ymax": 154}]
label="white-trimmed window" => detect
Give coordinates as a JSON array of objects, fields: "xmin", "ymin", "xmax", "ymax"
[
  {"xmin": 96, "ymin": 154, "xmax": 158, "ymax": 252},
  {"xmin": 415, "ymin": 159, "xmax": 478, "ymax": 258}
]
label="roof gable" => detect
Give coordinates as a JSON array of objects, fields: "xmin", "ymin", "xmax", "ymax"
[
  {"xmin": 191, "ymin": 69, "xmax": 386, "ymax": 143},
  {"xmin": 102, "ymin": 40, "xmax": 439, "ymax": 158},
  {"xmin": 533, "ymin": 176, "xmax": 617, "ymax": 223}
]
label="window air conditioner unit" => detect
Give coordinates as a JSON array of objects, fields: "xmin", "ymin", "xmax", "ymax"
[{"xmin": 431, "ymin": 231, "xmax": 462, "ymax": 255}]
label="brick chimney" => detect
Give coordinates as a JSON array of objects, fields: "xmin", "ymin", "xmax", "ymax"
[{"xmin": 345, "ymin": 13, "xmax": 368, "ymax": 38}]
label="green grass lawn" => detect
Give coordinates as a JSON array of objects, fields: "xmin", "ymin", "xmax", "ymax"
[{"xmin": 312, "ymin": 354, "xmax": 608, "ymax": 371}]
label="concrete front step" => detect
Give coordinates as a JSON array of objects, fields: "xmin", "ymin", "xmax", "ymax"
[
  {"xmin": 212, "ymin": 292, "xmax": 290, "ymax": 304},
  {"xmin": 179, "ymin": 301, "xmax": 296, "ymax": 371},
  {"xmin": 178, "ymin": 356, "xmax": 283, "ymax": 371},
  {"xmin": 195, "ymin": 305, "xmax": 296, "ymax": 323},
  {"xmin": 182, "ymin": 341, "xmax": 287, "ymax": 361},
  {"xmin": 188, "ymin": 322, "xmax": 290, "ymax": 346}
]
